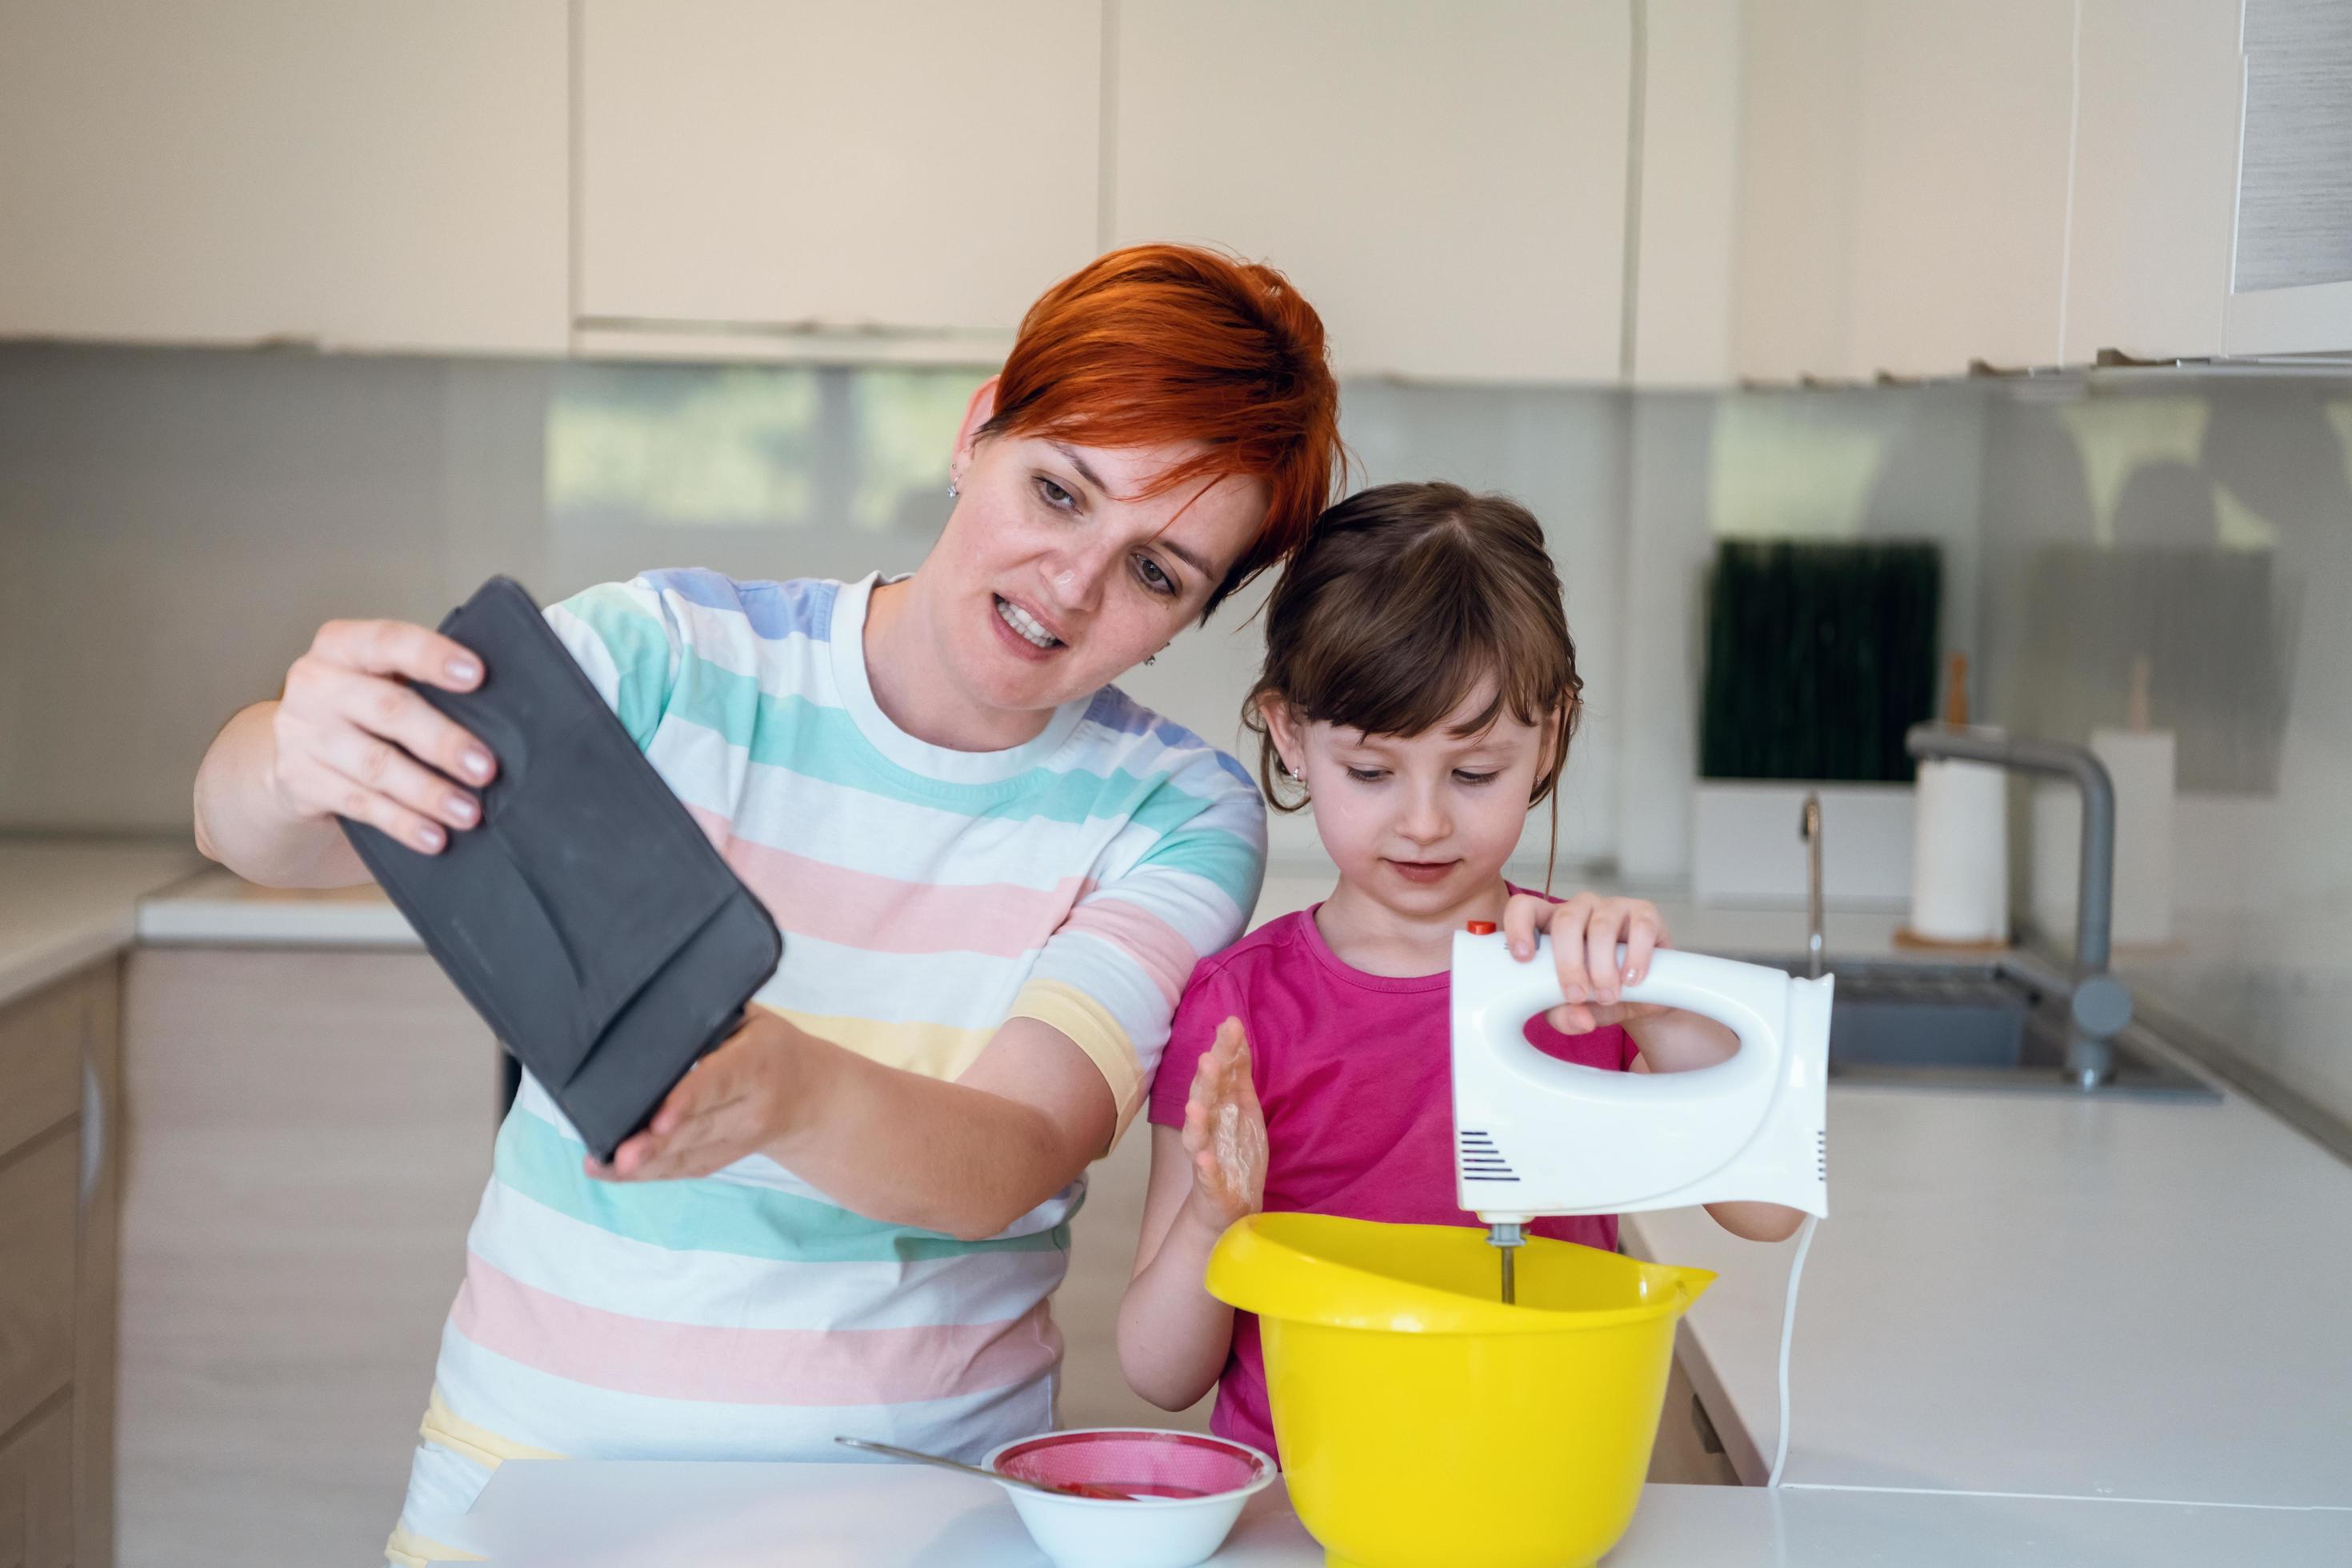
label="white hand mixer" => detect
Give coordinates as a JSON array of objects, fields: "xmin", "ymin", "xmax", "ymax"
[{"xmin": 1451, "ymin": 926, "xmax": 1834, "ymax": 1483}]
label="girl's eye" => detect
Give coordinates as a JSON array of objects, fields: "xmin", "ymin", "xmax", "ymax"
[
  {"xmin": 1134, "ymin": 554, "xmax": 1177, "ymax": 597},
  {"xmin": 1455, "ymin": 770, "xmax": 1500, "ymax": 786},
  {"xmin": 1345, "ymin": 766, "xmax": 1388, "ymax": 783},
  {"xmin": 1035, "ymin": 475, "xmax": 1078, "ymax": 510}
]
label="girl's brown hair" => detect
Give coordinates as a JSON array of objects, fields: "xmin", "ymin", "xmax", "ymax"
[{"xmin": 1243, "ymin": 481, "xmax": 1586, "ymax": 885}]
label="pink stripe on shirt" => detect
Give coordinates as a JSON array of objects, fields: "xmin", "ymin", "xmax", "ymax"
[
  {"xmin": 1057, "ymin": 897, "xmax": 1200, "ymax": 1007},
  {"xmin": 688, "ymin": 804, "xmax": 1090, "ymax": 958},
  {"xmin": 450, "ymin": 1253, "xmax": 1062, "ymax": 1406}
]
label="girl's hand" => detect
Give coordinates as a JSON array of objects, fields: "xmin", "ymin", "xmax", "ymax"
[
  {"xmin": 268, "ymin": 618, "xmax": 499, "ymax": 854},
  {"xmin": 1181, "ymin": 1018, "xmax": 1266, "ymax": 1227},
  {"xmin": 1501, "ymin": 891, "xmax": 1673, "ymax": 1035},
  {"xmin": 590, "ymin": 1007, "xmax": 806, "ymax": 1182}
]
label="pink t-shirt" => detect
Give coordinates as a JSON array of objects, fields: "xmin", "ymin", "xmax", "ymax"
[{"xmin": 1146, "ymin": 902, "xmax": 1639, "ymax": 1464}]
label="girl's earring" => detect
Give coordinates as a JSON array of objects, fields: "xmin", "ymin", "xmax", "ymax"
[{"xmin": 947, "ymin": 476, "xmax": 959, "ymax": 499}]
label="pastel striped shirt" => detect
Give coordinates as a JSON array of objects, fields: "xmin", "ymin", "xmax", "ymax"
[{"xmin": 388, "ymin": 570, "xmax": 1263, "ymax": 1561}]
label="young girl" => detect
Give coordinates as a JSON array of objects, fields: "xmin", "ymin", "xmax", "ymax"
[{"xmin": 1117, "ymin": 482, "xmax": 1804, "ymax": 1460}]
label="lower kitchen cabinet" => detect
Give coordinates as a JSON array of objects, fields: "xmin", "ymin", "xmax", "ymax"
[
  {"xmin": 115, "ymin": 949, "xmax": 497, "ymax": 1568},
  {"xmin": 0, "ymin": 959, "xmax": 120, "ymax": 1568},
  {"xmin": 1647, "ymin": 1349, "xmax": 1740, "ymax": 1486}
]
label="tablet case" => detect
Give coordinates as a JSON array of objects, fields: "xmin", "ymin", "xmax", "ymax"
[{"xmin": 341, "ymin": 576, "xmax": 783, "ymax": 1162}]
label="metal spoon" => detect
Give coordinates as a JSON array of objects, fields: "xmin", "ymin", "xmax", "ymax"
[{"xmin": 834, "ymin": 1436, "xmax": 1137, "ymax": 1500}]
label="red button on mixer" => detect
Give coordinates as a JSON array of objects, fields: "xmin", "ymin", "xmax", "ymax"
[{"xmin": 1466, "ymin": 920, "xmax": 1497, "ymax": 934}]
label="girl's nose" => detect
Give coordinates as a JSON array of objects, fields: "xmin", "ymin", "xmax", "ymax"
[{"xmin": 1398, "ymin": 786, "xmax": 1451, "ymax": 845}]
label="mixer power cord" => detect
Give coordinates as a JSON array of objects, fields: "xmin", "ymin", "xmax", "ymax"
[{"xmin": 1767, "ymin": 1213, "xmax": 1819, "ymax": 1489}]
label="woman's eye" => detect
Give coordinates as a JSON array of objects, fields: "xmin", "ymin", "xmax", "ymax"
[
  {"xmin": 1455, "ymin": 770, "xmax": 1500, "ymax": 786},
  {"xmin": 1035, "ymin": 475, "xmax": 1077, "ymax": 510},
  {"xmin": 1134, "ymin": 554, "xmax": 1176, "ymax": 596}
]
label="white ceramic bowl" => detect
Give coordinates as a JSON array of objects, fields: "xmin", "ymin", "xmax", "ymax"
[{"xmin": 981, "ymin": 1428, "xmax": 1276, "ymax": 1568}]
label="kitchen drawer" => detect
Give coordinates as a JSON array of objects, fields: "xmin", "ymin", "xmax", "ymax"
[
  {"xmin": 0, "ymin": 1134, "xmax": 77, "ymax": 1439},
  {"xmin": 0, "ymin": 981, "xmax": 82, "ymax": 1158},
  {"xmin": 0, "ymin": 1396, "xmax": 73, "ymax": 1568}
]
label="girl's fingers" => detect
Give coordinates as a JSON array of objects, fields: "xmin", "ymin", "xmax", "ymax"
[
  {"xmin": 1624, "ymin": 914, "xmax": 1662, "ymax": 986},
  {"xmin": 1501, "ymin": 894, "xmax": 1545, "ymax": 961},
  {"xmin": 1550, "ymin": 909, "xmax": 1590, "ymax": 1004},
  {"xmin": 1586, "ymin": 904, "xmax": 1624, "ymax": 1006}
]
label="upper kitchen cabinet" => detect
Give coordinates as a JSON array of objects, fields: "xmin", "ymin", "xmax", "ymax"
[
  {"xmin": 575, "ymin": 0, "xmax": 1102, "ymax": 360},
  {"xmin": 0, "ymin": 1, "xmax": 568, "ymax": 355},
  {"xmin": 1733, "ymin": 0, "xmax": 2074, "ymax": 382},
  {"xmin": 1627, "ymin": 0, "xmax": 1745, "ymax": 388},
  {"xmin": 2224, "ymin": 0, "xmax": 2352, "ymax": 356},
  {"xmin": 1841, "ymin": 0, "xmax": 2076, "ymax": 378},
  {"xmin": 2063, "ymin": 0, "xmax": 2244, "ymax": 363},
  {"xmin": 1110, "ymin": 1, "xmax": 1631, "ymax": 383}
]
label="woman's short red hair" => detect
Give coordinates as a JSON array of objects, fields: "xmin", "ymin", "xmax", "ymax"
[{"xmin": 982, "ymin": 243, "xmax": 1345, "ymax": 618}]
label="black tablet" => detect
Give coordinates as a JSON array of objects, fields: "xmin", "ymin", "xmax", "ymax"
[{"xmin": 342, "ymin": 576, "xmax": 782, "ymax": 1162}]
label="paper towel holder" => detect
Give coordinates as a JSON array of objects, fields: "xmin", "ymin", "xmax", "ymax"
[{"xmin": 1904, "ymin": 722, "xmax": 2132, "ymax": 1089}]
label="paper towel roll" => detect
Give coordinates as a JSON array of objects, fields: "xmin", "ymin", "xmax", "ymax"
[
  {"xmin": 1910, "ymin": 758, "xmax": 2009, "ymax": 943},
  {"xmin": 2093, "ymin": 726, "xmax": 2175, "ymax": 945}
]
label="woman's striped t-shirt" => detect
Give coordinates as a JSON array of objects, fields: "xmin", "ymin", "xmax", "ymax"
[{"xmin": 389, "ymin": 570, "xmax": 1263, "ymax": 1559}]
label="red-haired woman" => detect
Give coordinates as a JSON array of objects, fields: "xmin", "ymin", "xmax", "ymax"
[{"xmin": 190, "ymin": 245, "xmax": 1342, "ymax": 1562}]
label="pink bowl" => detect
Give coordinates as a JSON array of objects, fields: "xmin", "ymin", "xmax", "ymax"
[
  {"xmin": 991, "ymin": 1428, "xmax": 1270, "ymax": 1501},
  {"xmin": 982, "ymin": 1429, "xmax": 1277, "ymax": 1568}
]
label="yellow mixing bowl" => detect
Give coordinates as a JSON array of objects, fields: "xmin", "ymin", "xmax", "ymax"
[{"xmin": 1205, "ymin": 1214, "xmax": 1714, "ymax": 1568}]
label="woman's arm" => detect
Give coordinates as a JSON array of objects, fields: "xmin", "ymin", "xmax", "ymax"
[
  {"xmin": 193, "ymin": 618, "xmax": 498, "ymax": 887},
  {"xmin": 1118, "ymin": 1022, "xmax": 1262, "ymax": 1411},
  {"xmin": 590, "ymin": 1009, "xmax": 1116, "ymax": 1242}
]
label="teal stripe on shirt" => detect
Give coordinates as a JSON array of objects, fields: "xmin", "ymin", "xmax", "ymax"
[
  {"xmin": 494, "ymin": 1109, "xmax": 1071, "ymax": 1264},
  {"xmin": 555, "ymin": 586, "xmax": 678, "ymax": 750}
]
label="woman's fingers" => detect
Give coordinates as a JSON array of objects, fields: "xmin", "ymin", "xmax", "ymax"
[
  {"xmin": 311, "ymin": 617, "xmax": 486, "ymax": 692},
  {"xmin": 273, "ymin": 751, "xmax": 452, "ymax": 855},
  {"xmin": 306, "ymin": 710, "xmax": 483, "ymax": 829}
]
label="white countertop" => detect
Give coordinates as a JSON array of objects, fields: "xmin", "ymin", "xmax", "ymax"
[
  {"xmin": 105, "ymin": 858, "xmax": 2352, "ymax": 1522},
  {"xmin": 0, "ymin": 837, "xmax": 208, "ymax": 1006},
  {"xmin": 1625, "ymin": 1078, "xmax": 2352, "ymax": 1509},
  {"xmin": 444, "ymin": 1458, "xmax": 2351, "ymax": 1566}
]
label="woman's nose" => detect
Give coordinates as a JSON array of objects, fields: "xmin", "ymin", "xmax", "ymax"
[{"xmin": 1042, "ymin": 543, "xmax": 1115, "ymax": 612}]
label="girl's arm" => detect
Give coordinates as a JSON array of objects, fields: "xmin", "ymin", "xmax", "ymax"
[{"xmin": 1118, "ymin": 1022, "xmax": 1264, "ymax": 1412}]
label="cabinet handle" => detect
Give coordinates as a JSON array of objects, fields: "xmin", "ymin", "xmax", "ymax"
[{"xmin": 80, "ymin": 1058, "xmax": 106, "ymax": 1210}]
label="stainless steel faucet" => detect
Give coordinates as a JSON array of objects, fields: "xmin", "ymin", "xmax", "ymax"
[
  {"xmin": 1904, "ymin": 725, "xmax": 2135, "ymax": 1088},
  {"xmin": 1800, "ymin": 791, "xmax": 1825, "ymax": 981}
]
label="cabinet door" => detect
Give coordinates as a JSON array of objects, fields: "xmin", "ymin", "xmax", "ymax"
[
  {"xmin": 0, "ymin": 1, "xmax": 569, "ymax": 354},
  {"xmin": 1629, "ymin": 0, "xmax": 1746, "ymax": 388},
  {"xmin": 1112, "ymin": 0, "xmax": 1631, "ymax": 382},
  {"xmin": 578, "ymin": 0, "xmax": 1102, "ymax": 348},
  {"xmin": 2065, "ymin": 0, "xmax": 2244, "ymax": 362},
  {"xmin": 1732, "ymin": 0, "xmax": 1870, "ymax": 382},
  {"xmin": 0, "ymin": 1399, "xmax": 74, "ymax": 1568},
  {"xmin": 1841, "ymin": 0, "xmax": 2076, "ymax": 377},
  {"xmin": 0, "ymin": 1137, "xmax": 77, "ymax": 1443}
]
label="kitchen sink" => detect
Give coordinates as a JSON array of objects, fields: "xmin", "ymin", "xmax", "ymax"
[{"xmin": 1736, "ymin": 955, "xmax": 2218, "ymax": 1100}]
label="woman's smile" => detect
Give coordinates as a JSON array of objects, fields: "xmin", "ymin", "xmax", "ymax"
[{"xmin": 991, "ymin": 593, "xmax": 1067, "ymax": 656}]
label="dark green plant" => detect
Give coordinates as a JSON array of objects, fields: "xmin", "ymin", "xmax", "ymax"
[{"xmin": 1699, "ymin": 539, "xmax": 1942, "ymax": 782}]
